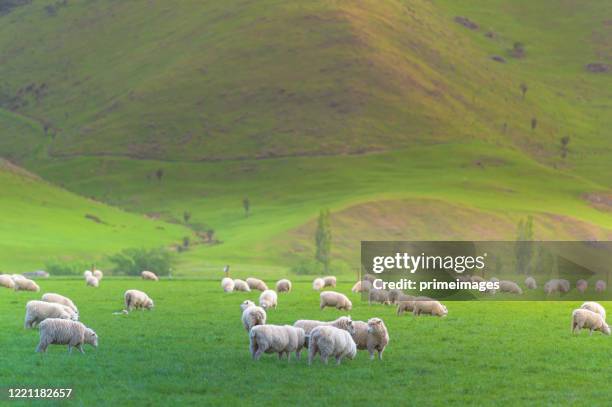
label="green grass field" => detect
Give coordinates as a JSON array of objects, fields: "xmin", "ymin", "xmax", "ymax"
[{"xmin": 1, "ymin": 279, "xmax": 610, "ymax": 406}]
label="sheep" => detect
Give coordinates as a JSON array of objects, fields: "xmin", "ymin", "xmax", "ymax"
[
  {"xmin": 397, "ymin": 296, "xmax": 433, "ymax": 315},
  {"xmin": 241, "ymin": 300, "xmax": 267, "ymax": 332},
  {"xmin": 544, "ymin": 279, "xmax": 570, "ymax": 295},
  {"xmin": 0, "ymin": 274, "xmax": 16, "ymax": 289},
  {"xmin": 83, "ymin": 270, "xmax": 93, "ymax": 279},
  {"xmin": 322, "ymin": 276, "xmax": 337, "ymax": 288},
  {"xmin": 14, "ymin": 277, "xmax": 40, "ymax": 292},
  {"xmin": 351, "ymin": 318, "xmax": 389, "ymax": 360},
  {"xmin": 308, "ymin": 325, "xmax": 356, "ymax": 365},
  {"xmin": 595, "ymin": 280, "xmax": 606, "ymax": 292},
  {"xmin": 275, "ymin": 279, "xmax": 292, "ymax": 293},
  {"xmin": 11, "ymin": 274, "xmax": 26, "ymax": 281},
  {"xmin": 124, "ymin": 289, "xmax": 154, "ymax": 311},
  {"xmin": 36, "ymin": 319, "xmax": 98, "ymax": 354},
  {"xmin": 576, "ymin": 279, "xmax": 588, "ymax": 293},
  {"xmin": 222, "ymin": 277, "xmax": 235, "ymax": 293},
  {"xmin": 41, "ymin": 293, "xmax": 78, "ymax": 315},
  {"xmin": 368, "ymin": 289, "xmax": 391, "ymax": 305},
  {"xmin": 259, "ymin": 289, "xmax": 278, "ymax": 310},
  {"xmin": 294, "ymin": 316, "xmax": 354, "ymax": 334},
  {"xmin": 559, "ymin": 279, "xmax": 571, "ymax": 293},
  {"xmin": 246, "ymin": 277, "xmax": 268, "ymax": 291},
  {"xmin": 86, "ymin": 275, "xmax": 99, "ymax": 288},
  {"xmin": 141, "ymin": 271, "xmax": 159, "ymax": 281},
  {"xmin": 351, "ymin": 280, "xmax": 373, "ymax": 293},
  {"xmin": 499, "ymin": 280, "xmax": 523, "ymax": 295},
  {"xmin": 233, "ymin": 279, "xmax": 251, "ymax": 292},
  {"xmin": 387, "ymin": 289, "xmax": 406, "ymax": 304},
  {"xmin": 571, "ymin": 309, "xmax": 610, "ymax": 336},
  {"xmin": 363, "ymin": 274, "xmax": 377, "ymax": 283},
  {"xmin": 413, "ymin": 300, "xmax": 448, "ymax": 317},
  {"xmin": 249, "ymin": 325, "xmax": 306, "ymax": 361},
  {"xmin": 25, "ymin": 300, "xmax": 76, "ymax": 328},
  {"xmin": 312, "ymin": 278, "xmax": 324, "ymax": 291},
  {"xmin": 23, "ymin": 271, "xmax": 49, "ymax": 279},
  {"xmin": 581, "ymin": 302, "xmax": 606, "ymax": 321},
  {"xmin": 525, "ymin": 276, "xmax": 537, "ymax": 290},
  {"xmin": 320, "ymin": 291, "xmax": 352, "ymax": 311},
  {"xmin": 93, "ymin": 269, "xmax": 103, "ymax": 280}
]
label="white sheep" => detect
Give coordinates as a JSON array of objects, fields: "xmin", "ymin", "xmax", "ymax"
[
  {"xmin": 413, "ymin": 300, "xmax": 448, "ymax": 317},
  {"xmin": 499, "ymin": 280, "xmax": 523, "ymax": 295},
  {"xmin": 36, "ymin": 318, "xmax": 98, "ymax": 354},
  {"xmin": 368, "ymin": 289, "xmax": 391, "ymax": 305},
  {"xmin": 308, "ymin": 325, "xmax": 357, "ymax": 365},
  {"xmin": 233, "ymin": 279, "xmax": 251, "ymax": 292},
  {"xmin": 320, "ymin": 291, "xmax": 352, "ymax": 311},
  {"xmin": 294, "ymin": 316, "xmax": 353, "ymax": 334},
  {"xmin": 581, "ymin": 301, "xmax": 606, "ymax": 321},
  {"xmin": 544, "ymin": 279, "xmax": 570, "ymax": 295},
  {"xmin": 246, "ymin": 277, "xmax": 268, "ymax": 291},
  {"xmin": 241, "ymin": 300, "xmax": 267, "ymax": 332},
  {"xmin": 323, "ymin": 276, "xmax": 337, "ymax": 288},
  {"xmin": 576, "ymin": 279, "xmax": 588, "ymax": 293},
  {"xmin": 571, "ymin": 309, "xmax": 610, "ymax": 336},
  {"xmin": 0, "ymin": 274, "xmax": 16, "ymax": 289},
  {"xmin": 396, "ymin": 296, "xmax": 431, "ymax": 315},
  {"xmin": 93, "ymin": 269, "xmax": 103, "ymax": 280},
  {"xmin": 249, "ymin": 325, "xmax": 306, "ymax": 361},
  {"xmin": 25, "ymin": 300, "xmax": 76, "ymax": 328},
  {"xmin": 312, "ymin": 278, "xmax": 324, "ymax": 291},
  {"xmin": 351, "ymin": 280, "xmax": 373, "ymax": 293},
  {"xmin": 595, "ymin": 280, "xmax": 606, "ymax": 292},
  {"xmin": 83, "ymin": 270, "xmax": 93, "ymax": 279},
  {"xmin": 275, "ymin": 279, "xmax": 292, "ymax": 293},
  {"xmin": 222, "ymin": 277, "xmax": 235, "ymax": 293},
  {"xmin": 559, "ymin": 279, "xmax": 570, "ymax": 293},
  {"xmin": 124, "ymin": 289, "xmax": 154, "ymax": 311},
  {"xmin": 525, "ymin": 276, "xmax": 537, "ymax": 290},
  {"xmin": 86, "ymin": 275, "xmax": 99, "ymax": 288},
  {"xmin": 141, "ymin": 271, "xmax": 159, "ymax": 281},
  {"xmin": 259, "ymin": 289, "xmax": 278, "ymax": 310},
  {"xmin": 351, "ymin": 318, "xmax": 389, "ymax": 360},
  {"xmin": 14, "ymin": 278, "xmax": 40, "ymax": 292},
  {"xmin": 41, "ymin": 293, "xmax": 78, "ymax": 315}
]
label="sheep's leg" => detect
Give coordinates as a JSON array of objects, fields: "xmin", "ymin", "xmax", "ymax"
[
  {"xmin": 368, "ymin": 349, "xmax": 375, "ymax": 360},
  {"xmin": 322, "ymin": 355, "xmax": 328, "ymax": 365},
  {"xmin": 250, "ymin": 340, "xmax": 258, "ymax": 360},
  {"xmin": 254, "ymin": 347, "xmax": 265, "ymax": 360},
  {"xmin": 296, "ymin": 350, "xmax": 301, "ymax": 360},
  {"xmin": 335, "ymin": 355, "xmax": 342, "ymax": 365},
  {"xmin": 378, "ymin": 350, "xmax": 383, "ymax": 360},
  {"xmin": 287, "ymin": 352, "xmax": 291, "ymax": 362},
  {"xmin": 67, "ymin": 345, "xmax": 73, "ymax": 354},
  {"xmin": 277, "ymin": 352, "xmax": 283, "ymax": 360},
  {"xmin": 36, "ymin": 341, "xmax": 47, "ymax": 353},
  {"xmin": 589, "ymin": 329, "xmax": 594, "ymax": 336},
  {"xmin": 78, "ymin": 344, "xmax": 85, "ymax": 354}
]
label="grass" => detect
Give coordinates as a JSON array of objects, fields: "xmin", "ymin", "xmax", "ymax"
[{"xmin": 1, "ymin": 279, "xmax": 610, "ymax": 406}]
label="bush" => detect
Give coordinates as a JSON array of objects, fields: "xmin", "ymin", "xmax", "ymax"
[
  {"xmin": 291, "ymin": 259, "xmax": 324, "ymax": 275},
  {"xmin": 45, "ymin": 260, "xmax": 89, "ymax": 276},
  {"xmin": 108, "ymin": 247, "xmax": 174, "ymax": 276}
]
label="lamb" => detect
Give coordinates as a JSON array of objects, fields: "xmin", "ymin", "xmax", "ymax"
[
  {"xmin": 293, "ymin": 316, "xmax": 353, "ymax": 334},
  {"xmin": 413, "ymin": 300, "xmax": 448, "ymax": 317},
  {"xmin": 320, "ymin": 291, "xmax": 352, "ymax": 311},
  {"xmin": 141, "ymin": 271, "xmax": 159, "ymax": 281},
  {"xmin": 312, "ymin": 278, "xmax": 325, "ymax": 291},
  {"xmin": 233, "ymin": 279, "xmax": 251, "ymax": 292},
  {"xmin": 571, "ymin": 308, "xmax": 610, "ymax": 336},
  {"xmin": 36, "ymin": 319, "xmax": 98, "ymax": 354},
  {"xmin": 525, "ymin": 276, "xmax": 537, "ymax": 290},
  {"xmin": 368, "ymin": 289, "xmax": 391, "ymax": 305},
  {"xmin": 241, "ymin": 300, "xmax": 267, "ymax": 332},
  {"xmin": 351, "ymin": 280, "xmax": 373, "ymax": 293},
  {"xmin": 308, "ymin": 325, "xmax": 356, "ymax": 365},
  {"xmin": 259, "ymin": 289, "xmax": 278, "ymax": 310},
  {"xmin": 93, "ymin": 269, "xmax": 103, "ymax": 280},
  {"xmin": 576, "ymin": 279, "xmax": 588, "ymax": 293},
  {"xmin": 25, "ymin": 300, "xmax": 76, "ymax": 328},
  {"xmin": 41, "ymin": 293, "xmax": 78, "ymax": 315},
  {"xmin": 595, "ymin": 280, "xmax": 606, "ymax": 292},
  {"xmin": 246, "ymin": 277, "xmax": 268, "ymax": 291},
  {"xmin": 0, "ymin": 274, "xmax": 16, "ymax": 289},
  {"xmin": 351, "ymin": 318, "xmax": 389, "ymax": 360},
  {"xmin": 249, "ymin": 324, "xmax": 306, "ymax": 361},
  {"xmin": 86, "ymin": 275, "xmax": 99, "ymax": 288},
  {"xmin": 499, "ymin": 280, "xmax": 523, "ymax": 295},
  {"xmin": 124, "ymin": 289, "xmax": 154, "ymax": 311},
  {"xmin": 275, "ymin": 279, "xmax": 292, "ymax": 293},
  {"xmin": 222, "ymin": 277, "xmax": 235, "ymax": 293},
  {"xmin": 14, "ymin": 277, "xmax": 40, "ymax": 292},
  {"xmin": 580, "ymin": 301, "xmax": 606, "ymax": 321},
  {"xmin": 322, "ymin": 276, "xmax": 337, "ymax": 288}
]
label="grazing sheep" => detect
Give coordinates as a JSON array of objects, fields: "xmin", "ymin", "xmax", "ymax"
[
  {"xmin": 246, "ymin": 277, "xmax": 268, "ymax": 291},
  {"xmin": 93, "ymin": 270, "xmax": 103, "ymax": 280},
  {"xmin": 320, "ymin": 291, "xmax": 352, "ymax": 311},
  {"xmin": 499, "ymin": 280, "xmax": 523, "ymax": 295},
  {"xmin": 25, "ymin": 300, "xmax": 76, "ymax": 329},
  {"xmin": 351, "ymin": 280, "xmax": 373, "ymax": 293},
  {"xmin": 571, "ymin": 309, "xmax": 610, "ymax": 336},
  {"xmin": 308, "ymin": 325, "xmax": 357, "ymax": 365},
  {"xmin": 233, "ymin": 279, "xmax": 251, "ymax": 292},
  {"xmin": 259, "ymin": 289, "xmax": 278, "ymax": 310},
  {"xmin": 544, "ymin": 279, "xmax": 570, "ymax": 295},
  {"xmin": 581, "ymin": 302, "xmax": 606, "ymax": 321},
  {"xmin": 413, "ymin": 300, "xmax": 448, "ymax": 317},
  {"xmin": 141, "ymin": 271, "xmax": 159, "ymax": 281},
  {"xmin": 23, "ymin": 271, "xmax": 50, "ymax": 279},
  {"xmin": 249, "ymin": 325, "xmax": 306, "ymax": 361},
  {"xmin": 576, "ymin": 280, "xmax": 588, "ymax": 293},
  {"xmin": 368, "ymin": 289, "xmax": 391, "ymax": 305},
  {"xmin": 525, "ymin": 277, "xmax": 537, "ymax": 290},
  {"xmin": 275, "ymin": 279, "xmax": 292, "ymax": 293},
  {"xmin": 124, "ymin": 289, "xmax": 154, "ymax": 311},
  {"xmin": 36, "ymin": 319, "xmax": 98, "ymax": 354},
  {"xmin": 241, "ymin": 301, "xmax": 267, "ymax": 332},
  {"xmin": 595, "ymin": 280, "xmax": 607, "ymax": 292},
  {"xmin": 14, "ymin": 278, "xmax": 40, "ymax": 292},
  {"xmin": 559, "ymin": 279, "xmax": 571, "ymax": 293},
  {"xmin": 0, "ymin": 274, "xmax": 16, "ymax": 289},
  {"xmin": 323, "ymin": 276, "xmax": 337, "ymax": 288},
  {"xmin": 294, "ymin": 316, "xmax": 353, "ymax": 334},
  {"xmin": 41, "ymin": 293, "xmax": 78, "ymax": 315},
  {"xmin": 83, "ymin": 270, "xmax": 93, "ymax": 279},
  {"xmin": 86, "ymin": 275, "xmax": 99, "ymax": 288},
  {"xmin": 396, "ymin": 296, "xmax": 431, "ymax": 315},
  {"xmin": 351, "ymin": 318, "xmax": 389, "ymax": 360},
  {"xmin": 471, "ymin": 275, "xmax": 486, "ymax": 283},
  {"xmin": 312, "ymin": 278, "xmax": 325, "ymax": 291},
  {"xmin": 222, "ymin": 277, "xmax": 235, "ymax": 293}
]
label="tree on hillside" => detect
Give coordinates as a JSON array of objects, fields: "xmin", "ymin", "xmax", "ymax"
[
  {"xmin": 560, "ymin": 136, "xmax": 570, "ymax": 159},
  {"xmin": 243, "ymin": 197, "xmax": 250, "ymax": 217},
  {"xmin": 520, "ymin": 83, "xmax": 528, "ymax": 99},
  {"xmin": 315, "ymin": 209, "xmax": 332, "ymax": 273},
  {"xmin": 515, "ymin": 215, "xmax": 534, "ymax": 274},
  {"xmin": 155, "ymin": 168, "xmax": 164, "ymax": 183}
]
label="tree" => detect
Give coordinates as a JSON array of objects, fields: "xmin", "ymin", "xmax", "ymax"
[
  {"xmin": 520, "ymin": 83, "xmax": 528, "ymax": 99},
  {"xmin": 315, "ymin": 209, "xmax": 332, "ymax": 273},
  {"xmin": 183, "ymin": 211, "xmax": 191, "ymax": 224},
  {"xmin": 243, "ymin": 197, "xmax": 250, "ymax": 217},
  {"xmin": 155, "ymin": 168, "xmax": 164, "ymax": 183},
  {"xmin": 515, "ymin": 216, "xmax": 534, "ymax": 274},
  {"xmin": 560, "ymin": 136, "xmax": 570, "ymax": 159}
]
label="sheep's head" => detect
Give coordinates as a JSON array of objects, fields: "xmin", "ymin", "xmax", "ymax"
[
  {"xmin": 240, "ymin": 300, "xmax": 255, "ymax": 312},
  {"xmin": 367, "ymin": 318, "xmax": 387, "ymax": 335},
  {"xmin": 260, "ymin": 300, "xmax": 271, "ymax": 310},
  {"xmin": 85, "ymin": 328, "xmax": 99, "ymax": 348},
  {"xmin": 339, "ymin": 316, "xmax": 355, "ymax": 335},
  {"xmin": 602, "ymin": 323, "xmax": 611, "ymax": 336},
  {"xmin": 145, "ymin": 298, "xmax": 154, "ymax": 309}
]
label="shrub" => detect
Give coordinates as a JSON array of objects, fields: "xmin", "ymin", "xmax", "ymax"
[
  {"xmin": 45, "ymin": 260, "xmax": 89, "ymax": 276},
  {"xmin": 108, "ymin": 247, "xmax": 174, "ymax": 276},
  {"xmin": 291, "ymin": 259, "xmax": 324, "ymax": 275}
]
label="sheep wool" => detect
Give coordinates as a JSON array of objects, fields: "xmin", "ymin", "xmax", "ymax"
[
  {"xmin": 581, "ymin": 302, "xmax": 606, "ymax": 321},
  {"xmin": 576, "ymin": 280, "xmax": 588, "ymax": 293},
  {"xmin": 249, "ymin": 324, "xmax": 306, "ymax": 361},
  {"xmin": 351, "ymin": 280, "xmax": 373, "ymax": 293},
  {"xmin": 312, "ymin": 278, "xmax": 325, "ymax": 291},
  {"xmin": 233, "ymin": 279, "xmax": 251, "ymax": 292},
  {"xmin": 0, "ymin": 274, "xmax": 16, "ymax": 289},
  {"xmin": 320, "ymin": 291, "xmax": 352, "ymax": 311},
  {"xmin": 571, "ymin": 309, "xmax": 610, "ymax": 335},
  {"xmin": 222, "ymin": 277, "xmax": 235, "ymax": 293},
  {"xmin": 351, "ymin": 318, "xmax": 389, "ymax": 360},
  {"xmin": 322, "ymin": 276, "xmax": 337, "ymax": 288},
  {"xmin": 241, "ymin": 302, "xmax": 267, "ymax": 332},
  {"xmin": 41, "ymin": 293, "xmax": 78, "ymax": 315},
  {"xmin": 86, "ymin": 275, "xmax": 99, "ymax": 287},
  {"xmin": 525, "ymin": 277, "xmax": 537, "ymax": 290},
  {"xmin": 246, "ymin": 277, "xmax": 268, "ymax": 292},
  {"xmin": 36, "ymin": 318, "xmax": 98, "ymax": 354},
  {"xmin": 14, "ymin": 278, "xmax": 40, "ymax": 292},
  {"xmin": 141, "ymin": 271, "xmax": 159, "ymax": 281},
  {"xmin": 499, "ymin": 280, "xmax": 523, "ymax": 295},
  {"xmin": 595, "ymin": 280, "xmax": 606, "ymax": 292},
  {"xmin": 413, "ymin": 300, "xmax": 448, "ymax": 317},
  {"xmin": 259, "ymin": 289, "xmax": 278, "ymax": 310},
  {"xmin": 93, "ymin": 270, "xmax": 103, "ymax": 280},
  {"xmin": 124, "ymin": 289, "xmax": 154, "ymax": 311},
  {"xmin": 25, "ymin": 300, "xmax": 75, "ymax": 329},
  {"xmin": 308, "ymin": 325, "xmax": 357, "ymax": 365},
  {"xmin": 275, "ymin": 279, "xmax": 292, "ymax": 293},
  {"xmin": 83, "ymin": 270, "xmax": 93, "ymax": 279},
  {"xmin": 294, "ymin": 316, "xmax": 353, "ymax": 334}
]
